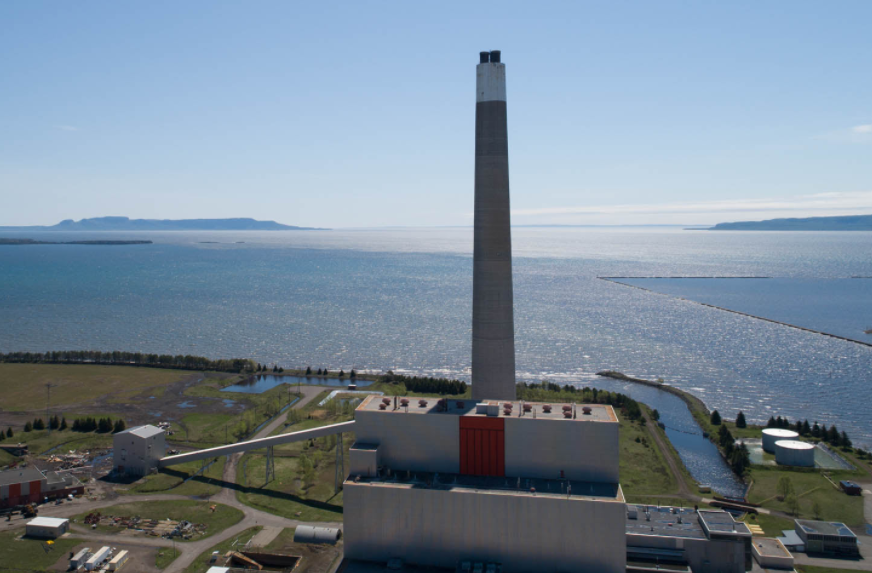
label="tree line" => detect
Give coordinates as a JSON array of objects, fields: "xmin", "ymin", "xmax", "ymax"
[
  {"xmin": 766, "ymin": 416, "xmax": 852, "ymax": 448},
  {"xmin": 715, "ymin": 424, "xmax": 751, "ymax": 475},
  {"xmin": 380, "ymin": 372, "xmax": 468, "ymax": 395},
  {"xmin": 0, "ymin": 350, "xmax": 257, "ymax": 373},
  {"xmin": 12, "ymin": 415, "xmax": 126, "ymax": 434}
]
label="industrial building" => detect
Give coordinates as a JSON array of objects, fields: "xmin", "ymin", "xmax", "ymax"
[
  {"xmin": 25, "ymin": 516, "xmax": 69, "ymax": 538},
  {"xmin": 85, "ymin": 546, "xmax": 112, "ymax": 571},
  {"xmin": 774, "ymin": 439, "xmax": 815, "ymax": 467},
  {"xmin": 113, "ymin": 424, "xmax": 166, "ymax": 476},
  {"xmin": 70, "ymin": 547, "xmax": 92, "ymax": 569},
  {"xmin": 761, "ymin": 428, "xmax": 798, "ymax": 453},
  {"xmin": 794, "ymin": 519, "xmax": 859, "ymax": 556},
  {"xmin": 344, "ymin": 396, "xmax": 626, "ymax": 572},
  {"xmin": 750, "ymin": 537, "xmax": 794, "ymax": 569},
  {"xmin": 0, "ymin": 466, "xmax": 84, "ymax": 508},
  {"xmin": 626, "ymin": 506, "xmax": 752, "ymax": 573}
]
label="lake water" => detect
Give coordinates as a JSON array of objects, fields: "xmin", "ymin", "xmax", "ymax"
[
  {"xmin": 221, "ymin": 374, "xmax": 373, "ymax": 393},
  {"xmin": 1, "ymin": 227, "xmax": 871, "ymax": 460},
  {"xmin": 612, "ymin": 277, "xmax": 872, "ymax": 344}
]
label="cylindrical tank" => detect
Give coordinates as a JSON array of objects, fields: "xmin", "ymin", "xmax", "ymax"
[
  {"xmin": 762, "ymin": 428, "xmax": 799, "ymax": 453},
  {"xmin": 774, "ymin": 440, "xmax": 815, "ymax": 467}
]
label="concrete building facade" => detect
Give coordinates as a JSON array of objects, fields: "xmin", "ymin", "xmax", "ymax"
[
  {"xmin": 472, "ymin": 49, "xmax": 516, "ymax": 403},
  {"xmin": 345, "ymin": 396, "xmax": 626, "ymax": 572},
  {"xmin": 113, "ymin": 424, "xmax": 166, "ymax": 476}
]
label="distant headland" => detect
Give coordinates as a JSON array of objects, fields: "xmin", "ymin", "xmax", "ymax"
[
  {"xmin": 703, "ymin": 214, "xmax": 872, "ymax": 231},
  {"xmin": 0, "ymin": 216, "xmax": 328, "ymax": 232},
  {"xmin": 0, "ymin": 238, "xmax": 152, "ymax": 246}
]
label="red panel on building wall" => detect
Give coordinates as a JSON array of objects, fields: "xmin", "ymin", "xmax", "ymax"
[
  {"xmin": 8, "ymin": 483, "xmax": 21, "ymax": 507},
  {"xmin": 29, "ymin": 480, "xmax": 41, "ymax": 501},
  {"xmin": 459, "ymin": 417, "xmax": 505, "ymax": 476}
]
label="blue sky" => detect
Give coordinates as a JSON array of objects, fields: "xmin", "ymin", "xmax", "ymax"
[{"xmin": 2, "ymin": 1, "xmax": 870, "ymax": 227}]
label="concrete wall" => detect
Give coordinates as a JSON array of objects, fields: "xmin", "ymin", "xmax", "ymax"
[
  {"xmin": 349, "ymin": 444, "xmax": 379, "ymax": 477},
  {"xmin": 353, "ymin": 410, "xmax": 459, "ymax": 474},
  {"xmin": 344, "ymin": 482, "xmax": 626, "ymax": 573},
  {"xmin": 627, "ymin": 533, "xmax": 745, "ymax": 573},
  {"xmin": 504, "ymin": 417, "xmax": 619, "ymax": 483},
  {"xmin": 114, "ymin": 429, "xmax": 166, "ymax": 476}
]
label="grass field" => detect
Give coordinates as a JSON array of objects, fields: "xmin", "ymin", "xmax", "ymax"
[
  {"xmin": 183, "ymin": 526, "xmax": 262, "ymax": 573},
  {"xmin": 0, "ymin": 528, "xmax": 82, "ymax": 571},
  {"xmin": 76, "ymin": 500, "xmax": 243, "ymax": 542},
  {"xmin": 620, "ymin": 414, "xmax": 678, "ymax": 497},
  {"xmin": 746, "ymin": 466, "xmax": 865, "ymax": 525},
  {"xmin": 0, "ymin": 363, "xmax": 192, "ymax": 411},
  {"xmin": 122, "ymin": 457, "xmax": 227, "ymax": 497},
  {"xmin": 0, "ymin": 425, "xmax": 116, "ymax": 456},
  {"xmin": 740, "ymin": 512, "xmax": 794, "ymax": 537}
]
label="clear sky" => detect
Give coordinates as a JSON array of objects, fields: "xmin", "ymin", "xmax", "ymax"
[{"xmin": 2, "ymin": 1, "xmax": 870, "ymax": 227}]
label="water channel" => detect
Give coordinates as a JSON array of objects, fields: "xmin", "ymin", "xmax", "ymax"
[{"xmin": 584, "ymin": 376, "xmax": 747, "ymax": 498}]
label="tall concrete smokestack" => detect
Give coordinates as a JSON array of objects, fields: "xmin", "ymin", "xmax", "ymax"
[{"xmin": 471, "ymin": 50, "xmax": 516, "ymax": 402}]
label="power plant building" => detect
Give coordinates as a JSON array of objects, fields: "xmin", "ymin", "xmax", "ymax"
[{"xmin": 344, "ymin": 396, "xmax": 626, "ymax": 572}]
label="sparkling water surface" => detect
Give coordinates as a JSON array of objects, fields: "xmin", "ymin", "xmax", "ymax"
[{"xmin": 1, "ymin": 228, "xmax": 870, "ymax": 455}]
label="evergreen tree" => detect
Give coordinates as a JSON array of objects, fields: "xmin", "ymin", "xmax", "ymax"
[
  {"xmin": 72, "ymin": 419, "xmax": 81, "ymax": 431},
  {"xmin": 840, "ymin": 431, "xmax": 851, "ymax": 448},
  {"xmin": 33, "ymin": 418, "xmax": 45, "ymax": 430},
  {"xmin": 49, "ymin": 415, "xmax": 59, "ymax": 430},
  {"xmin": 766, "ymin": 416, "xmax": 776, "ymax": 428},
  {"xmin": 306, "ymin": 366, "xmax": 312, "ymax": 375},
  {"xmin": 802, "ymin": 420, "xmax": 811, "ymax": 435},
  {"xmin": 812, "ymin": 422, "xmax": 821, "ymax": 438},
  {"xmin": 827, "ymin": 425, "xmax": 839, "ymax": 444},
  {"xmin": 316, "ymin": 368, "xmax": 322, "ymax": 375},
  {"xmin": 323, "ymin": 369, "xmax": 329, "ymax": 376},
  {"xmin": 6, "ymin": 427, "xmax": 12, "ymax": 438},
  {"xmin": 97, "ymin": 417, "xmax": 112, "ymax": 433},
  {"xmin": 278, "ymin": 367, "xmax": 284, "ymax": 373},
  {"xmin": 651, "ymin": 409, "xmax": 660, "ymax": 422},
  {"xmin": 775, "ymin": 416, "xmax": 783, "ymax": 428},
  {"xmin": 735, "ymin": 411, "xmax": 746, "ymax": 428},
  {"xmin": 24, "ymin": 421, "xmax": 32, "ymax": 432},
  {"xmin": 273, "ymin": 365, "xmax": 278, "ymax": 372},
  {"xmin": 710, "ymin": 410, "xmax": 721, "ymax": 425},
  {"xmin": 60, "ymin": 417, "xmax": 67, "ymax": 431},
  {"xmin": 339, "ymin": 369, "xmax": 345, "ymax": 378},
  {"xmin": 113, "ymin": 419, "xmax": 126, "ymax": 433},
  {"xmin": 350, "ymin": 369, "xmax": 356, "ymax": 379}
]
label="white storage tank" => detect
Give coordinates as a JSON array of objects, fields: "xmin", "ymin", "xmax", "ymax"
[
  {"xmin": 774, "ymin": 440, "xmax": 815, "ymax": 467},
  {"xmin": 762, "ymin": 428, "xmax": 799, "ymax": 453}
]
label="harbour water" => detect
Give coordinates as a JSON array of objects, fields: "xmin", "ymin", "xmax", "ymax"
[{"xmin": 1, "ymin": 227, "xmax": 870, "ymax": 462}]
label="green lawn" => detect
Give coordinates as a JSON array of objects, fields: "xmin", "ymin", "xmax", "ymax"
[
  {"xmin": 264, "ymin": 526, "xmax": 297, "ymax": 550},
  {"xmin": 796, "ymin": 567, "xmax": 870, "ymax": 573},
  {"xmin": 1, "ymin": 427, "xmax": 115, "ymax": 456},
  {"xmin": 620, "ymin": 415, "xmax": 678, "ymax": 497},
  {"xmin": 740, "ymin": 512, "xmax": 794, "ymax": 537},
  {"xmin": 155, "ymin": 545, "xmax": 180, "ymax": 569},
  {"xmin": 121, "ymin": 457, "xmax": 227, "ymax": 497},
  {"xmin": 0, "ymin": 363, "xmax": 190, "ymax": 411},
  {"xmin": 75, "ymin": 500, "xmax": 243, "ymax": 541},
  {"xmin": 0, "ymin": 528, "xmax": 83, "ymax": 571},
  {"xmin": 183, "ymin": 526, "xmax": 262, "ymax": 573},
  {"xmin": 746, "ymin": 467, "xmax": 864, "ymax": 525}
]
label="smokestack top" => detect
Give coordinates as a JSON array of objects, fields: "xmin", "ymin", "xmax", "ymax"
[
  {"xmin": 476, "ymin": 51, "xmax": 506, "ymax": 103},
  {"xmin": 478, "ymin": 50, "xmax": 503, "ymax": 64}
]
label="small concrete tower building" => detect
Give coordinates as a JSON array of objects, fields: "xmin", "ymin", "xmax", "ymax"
[{"xmin": 472, "ymin": 50, "xmax": 516, "ymax": 402}]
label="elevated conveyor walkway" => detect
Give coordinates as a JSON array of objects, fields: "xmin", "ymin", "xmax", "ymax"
[{"xmin": 159, "ymin": 420, "xmax": 355, "ymax": 467}]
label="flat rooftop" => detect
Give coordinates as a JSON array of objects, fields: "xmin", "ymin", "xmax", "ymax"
[
  {"xmin": 796, "ymin": 519, "xmax": 856, "ymax": 538},
  {"xmin": 357, "ymin": 395, "xmax": 617, "ymax": 423},
  {"xmin": 626, "ymin": 505, "xmax": 707, "ymax": 540},
  {"xmin": 346, "ymin": 470, "xmax": 623, "ymax": 502},
  {"xmin": 752, "ymin": 537, "xmax": 792, "ymax": 558},
  {"xmin": 698, "ymin": 510, "xmax": 752, "ymax": 537}
]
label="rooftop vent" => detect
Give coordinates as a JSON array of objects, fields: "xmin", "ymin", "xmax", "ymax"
[
  {"xmin": 503, "ymin": 408, "xmax": 512, "ymax": 416},
  {"xmin": 562, "ymin": 405, "xmax": 572, "ymax": 412},
  {"xmin": 400, "ymin": 398, "xmax": 409, "ymax": 406},
  {"xmin": 582, "ymin": 406, "xmax": 592, "ymax": 415},
  {"xmin": 418, "ymin": 399, "xmax": 428, "ymax": 407},
  {"xmin": 503, "ymin": 403, "xmax": 513, "ymax": 410},
  {"xmin": 542, "ymin": 405, "xmax": 552, "ymax": 413},
  {"xmin": 523, "ymin": 403, "xmax": 532, "ymax": 412},
  {"xmin": 381, "ymin": 398, "xmax": 391, "ymax": 405},
  {"xmin": 378, "ymin": 403, "xmax": 387, "ymax": 410},
  {"xmin": 563, "ymin": 411, "xmax": 572, "ymax": 419}
]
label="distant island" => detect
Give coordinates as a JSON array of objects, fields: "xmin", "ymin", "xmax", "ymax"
[
  {"xmin": 705, "ymin": 214, "xmax": 872, "ymax": 231},
  {"xmin": 0, "ymin": 238, "xmax": 152, "ymax": 246},
  {"xmin": 0, "ymin": 216, "xmax": 327, "ymax": 232}
]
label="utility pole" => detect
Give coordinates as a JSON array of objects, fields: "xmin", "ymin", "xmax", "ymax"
[{"xmin": 45, "ymin": 383, "xmax": 53, "ymax": 435}]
